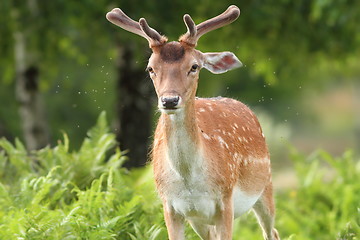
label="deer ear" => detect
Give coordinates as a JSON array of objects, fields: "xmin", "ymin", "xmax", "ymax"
[{"xmin": 202, "ymin": 52, "xmax": 242, "ymax": 74}]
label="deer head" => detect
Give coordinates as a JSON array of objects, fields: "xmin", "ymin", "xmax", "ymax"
[{"xmin": 106, "ymin": 6, "xmax": 242, "ymax": 114}]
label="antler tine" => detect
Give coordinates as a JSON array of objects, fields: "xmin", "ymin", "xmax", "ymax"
[
  {"xmin": 196, "ymin": 5, "xmax": 240, "ymax": 38},
  {"xmin": 139, "ymin": 18, "xmax": 167, "ymax": 46},
  {"xmin": 106, "ymin": 8, "xmax": 167, "ymax": 47},
  {"xmin": 180, "ymin": 5, "xmax": 240, "ymax": 46},
  {"xmin": 183, "ymin": 14, "xmax": 197, "ymax": 38},
  {"xmin": 106, "ymin": 8, "xmax": 146, "ymax": 38}
]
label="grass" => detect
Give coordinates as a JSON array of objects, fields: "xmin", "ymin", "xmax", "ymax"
[{"xmin": 0, "ymin": 112, "xmax": 359, "ymax": 239}]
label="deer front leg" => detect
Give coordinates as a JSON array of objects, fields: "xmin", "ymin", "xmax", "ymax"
[
  {"xmin": 189, "ymin": 221, "xmax": 216, "ymax": 240},
  {"xmin": 215, "ymin": 196, "xmax": 234, "ymax": 240},
  {"xmin": 163, "ymin": 203, "xmax": 185, "ymax": 240}
]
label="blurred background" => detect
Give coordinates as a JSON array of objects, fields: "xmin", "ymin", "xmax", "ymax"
[{"xmin": 1, "ymin": 0, "xmax": 359, "ymax": 171}]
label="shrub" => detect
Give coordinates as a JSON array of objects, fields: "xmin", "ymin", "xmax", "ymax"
[
  {"xmin": 0, "ymin": 112, "xmax": 167, "ymax": 240},
  {"xmin": 0, "ymin": 112, "xmax": 359, "ymax": 239},
  {"xmin": 275, "ymin": 149, "xmax": 360, "ymax": 240}
]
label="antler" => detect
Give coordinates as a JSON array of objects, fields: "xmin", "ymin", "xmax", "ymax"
[
  {"xmin": 106, "ymin": 8, "xmax": 167, "ymax": 47},
  {"xmin": 179, "ymin": 5, "xmax": 240, "ymax": 46}
]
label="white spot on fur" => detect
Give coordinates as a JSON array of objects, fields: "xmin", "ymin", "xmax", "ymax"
[
  {"xmin": 228, "ymin": 162, "xmax": 234, "ymax": 171},
  {"xmin": 246, "ymin": 156, "xmax": 270, "ymax": 165},
  {"xmin": 233, "ymin": 152, "xmax": 241, "ymax": 162},
  {"xmin": 230, "ymin": 172, "xmax": 235, "ymax": 180},
  {"xmin": 217, "ymin": 136, "xmax": 229, "ymax": 149},
  {"xmin": 199, "ymin": 108, "xmax": 206, "ymax": 112},
  {"xmin": 202, "ymin": 132, "xmax": 211, "ymax": 140},
  {"xmin": 243, "ymin": 158, "xmax": 248, "ymax": 166}
]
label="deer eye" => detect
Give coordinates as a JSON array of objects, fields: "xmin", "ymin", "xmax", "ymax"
[
  {"xmin": 146, "ymin": 67, "xmax": 155, "ymax": 74},
  {"xmin": 190, "ymin": 64, "xmax": 199, "ymax": 73}
]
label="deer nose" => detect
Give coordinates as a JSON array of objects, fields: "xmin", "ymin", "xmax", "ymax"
[{"xmin": 160, "ymin": 96, "xmax": 180, "ymax": 109}]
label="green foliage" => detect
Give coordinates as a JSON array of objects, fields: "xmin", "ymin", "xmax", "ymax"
[
  {"xmin": 0, "ymin": 112, "xmax": 359, "ymax": 239},
  {"xmin": 0, "ymin": 112, "xmax": 167, "ymax": 240},
  {"xmin": 276, "ymin": 149, "xmax": 360, "ymax": 240}
]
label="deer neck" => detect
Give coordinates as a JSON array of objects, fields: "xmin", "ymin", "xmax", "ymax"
[{"xmin": 161, "ymin": 98, "xmax": 202, "ymax": 177}]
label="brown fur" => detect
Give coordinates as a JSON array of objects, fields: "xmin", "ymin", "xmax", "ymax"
[
  {"xmin": 160, "ymin": 42, "xmax": 185, "ymax": 62},
  {"xmin": 194, "ymin": 98, "xmax": 271, "ymax": 195}
]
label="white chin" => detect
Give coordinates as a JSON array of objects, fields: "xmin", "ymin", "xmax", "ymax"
[{"xmin": 160, "ymin": 108, "xmax": 180, "ymax": 115}]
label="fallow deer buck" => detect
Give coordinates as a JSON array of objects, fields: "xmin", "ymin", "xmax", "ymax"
[{"xmin": 106, "ymin": 5, "xmax": 280, "ymax": 240}]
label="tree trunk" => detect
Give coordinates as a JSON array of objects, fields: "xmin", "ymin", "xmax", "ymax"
[
  {"xmin": 11, "ymin": 0, "xmax": 50, "ymax": 151},
  {"xmin": 115, "ymin": 43, "xmax": 154, "ymax": 168},
  {"xmin": 14, "ymin": 31, "xmax": 50, "ymax": 151}
]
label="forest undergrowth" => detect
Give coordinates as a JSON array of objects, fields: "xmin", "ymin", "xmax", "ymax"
[{"xmin": 0, "ymin": 112, "xmax": 359, "ymax": 239}]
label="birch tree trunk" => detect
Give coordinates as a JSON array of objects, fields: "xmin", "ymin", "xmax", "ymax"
[{"xmin": 13, "ymin": 0, "xmax": 50, "ymax": 150}]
